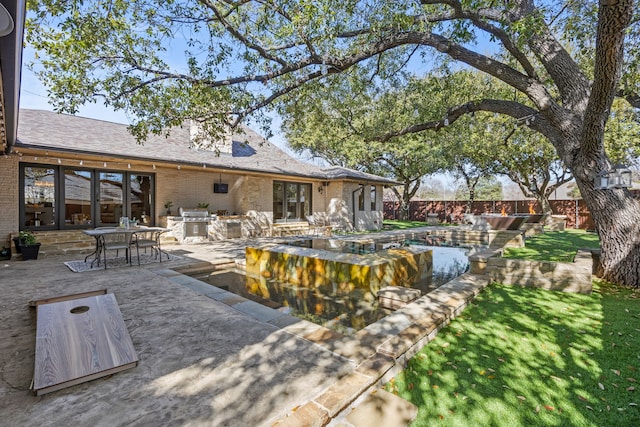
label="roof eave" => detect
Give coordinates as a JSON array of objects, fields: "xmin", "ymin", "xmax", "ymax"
[{"xmin": 1, "ymin": 0, "xmax": 26, "ymax": 154}]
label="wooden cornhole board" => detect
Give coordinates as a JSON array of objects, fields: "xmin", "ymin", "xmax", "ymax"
[{"xmin": 33, "ymin": 292, "xmax": 138, "ymax": 395}]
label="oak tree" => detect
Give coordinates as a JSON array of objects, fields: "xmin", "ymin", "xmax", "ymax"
[{"xmin": 27, "ymin": 1, "xmax": 640, "ymax": 286}]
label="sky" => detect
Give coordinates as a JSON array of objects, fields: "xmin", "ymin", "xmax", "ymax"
[{"xmin": 19, "ymin": 45, "xmax": 304, "ymax": 158}]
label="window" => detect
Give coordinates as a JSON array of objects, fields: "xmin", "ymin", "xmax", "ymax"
[
  {"xmin": 370, "ymin": 185, "xmax": 377, "ymax": 211},
  {"xmin": 273, "ymin": 181, "xmax": 311, "ymax": 222},
  {"xmin": 21, "ymin": 166, "xmax": 57, "ymax": 229},
  {"xmin": 19, "ymin": 163, "xmax": 155, "ymax": 230},
  {"xmin": 65, "ymin": 169, "xmax": 92, "ymax": 226}
]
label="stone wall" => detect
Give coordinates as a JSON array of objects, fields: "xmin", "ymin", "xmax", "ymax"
[
  {"xmin": 10, "ymin": 230, "xmax": 95, "ymax": 258},
  {"xmin": 469, "ymin": 248, "xmax": 593, "ymax": 294}
]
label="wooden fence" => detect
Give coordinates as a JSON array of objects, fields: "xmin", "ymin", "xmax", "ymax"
[{"xmin": 383, "ymin": 190, "xmax": 640, "ymax": 230}]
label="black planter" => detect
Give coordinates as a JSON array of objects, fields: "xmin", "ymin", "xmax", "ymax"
[
  {"xmin": 19, "ymin": 243, "xmax": 41, "ymax": 260},
  {"xmin": 13, "ymin": 237, "xmax": 23, "ymax": 254}
]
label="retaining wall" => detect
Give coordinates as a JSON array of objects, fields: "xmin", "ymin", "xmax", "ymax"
[{"xmin": 469, "ymin": 248, "xmax": 593, "ymax": 294}]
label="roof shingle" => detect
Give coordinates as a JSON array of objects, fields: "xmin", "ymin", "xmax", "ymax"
[{"xmin": 16, "ymin": 109, "xmax": 398, "ymax": 185}]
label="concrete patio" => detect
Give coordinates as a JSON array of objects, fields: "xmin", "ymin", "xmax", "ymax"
[{"xmin": 0, "ymin": 229, "xmax": 490, "ymax": 426}]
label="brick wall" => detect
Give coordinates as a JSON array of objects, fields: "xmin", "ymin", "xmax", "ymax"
[
  {"xmin": 0, "ymin": 155, "xmax": 19, "ymax": 248},
  {"xmin": 155, "ymin": 168, "xmax": 242, "ymax": 218}
]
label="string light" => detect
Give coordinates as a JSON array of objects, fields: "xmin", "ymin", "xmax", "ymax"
[
  {"xmin": 128, "ymin": 163, "xmax": 131, "ymax": 169},
  {"xmin": 79, "ymin": 160, "xmax": 83, "ymax": 166},
  {"xmin": 153, "ymin": 164, "xmax": 156, "ymax": 170},
  {"xmin": 103, "ymin": 162, "xmax": 107, "ymax": 167},
  {"xmin": 177, "ymin": 165, "xmax": 181, "ymax": 170},
  {"xmin": 57, "ymin": 158, "xmax": 62, "ymax": 164}
]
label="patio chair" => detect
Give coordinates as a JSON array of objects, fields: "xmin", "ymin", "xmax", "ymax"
[
  {"xmin": 306, "ymin": 215, "xmax": 323, "ymax": 237},
  {"xmin": 132, "ymin": 229, "xmax": 167, "ymax": 265},
  {"xmin": 327, "ymin": 215, "xmax": 347, "ymax": 234},
  {"xmin": 99, "ymin": 231, "xmax": 133, "ymax": 269}
]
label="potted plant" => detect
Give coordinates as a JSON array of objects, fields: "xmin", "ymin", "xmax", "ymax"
[
  {"xmin": 197, "ymin": 202, "xmax": 209, "ymax": 210},
  {"xmin": 0, "ymin": 245, "xmax": 11, "ymax": 260},
  {"xmin": 18, "ymin": 231, "xmax": 41, "ymax": 260},
  {"xmin": 164, "ymin": 201, "xmax": 174, "ymax": 216},
  {"xmin": 12, "ymin": 236, "xmax": 22, "ymax": 254}
]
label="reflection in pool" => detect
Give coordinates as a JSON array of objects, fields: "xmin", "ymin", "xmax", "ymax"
[{"xmin": 195, "ymin": 239, "xmax": 476, "ymax": 336}]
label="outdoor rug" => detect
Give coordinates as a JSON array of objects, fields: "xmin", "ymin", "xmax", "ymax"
[{"xmin": 64, "ymin": 253, "xmax": 181, "ymax": 273}]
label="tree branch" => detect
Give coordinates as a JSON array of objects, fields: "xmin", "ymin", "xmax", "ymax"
[
  {"xmin": 510, "ymin": 0, "xmax": 592, "ymax": 109},
  {"xmin": 375, "ymin": 98, "xmax": 559, "ymax": 143},
  {"xmin": 200, "ymin": 0, "xmax": 290, "ymax": 67},
  {"xmin": 582, "ymin": 0, "xmax": 635, "ymax": 161},
  {"xmin": 418, "ymin": 0, "xmax": 538, "ymax": 78},
  {"xmin": 616, "ymin": 89, "xmax": 640, "ymax": 109}
]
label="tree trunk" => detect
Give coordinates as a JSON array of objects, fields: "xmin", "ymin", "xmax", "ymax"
[
  {"xmin": 392, "ymin": 184, "xmax": 413, "ymax": 221},
  {"xmin": 401, "ymin": 191, "xmax": 411, "ymax": 220},
  {"xmin": 538, "ymin": 195, "xmax": 553, "ymax": 217},
  {"xmin": 467, "ymin": 186, "xmax": 475, "ymax": 214},
  {"xmin": 575, "ymin": 175, "xmax": 640, "ymax": 287}
]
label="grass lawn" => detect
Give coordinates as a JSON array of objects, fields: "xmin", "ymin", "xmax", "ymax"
[
  {"xmin": 388, "ymin": 281, "xmax": 640, "ymax": 426},
  {"xmin": 504, "ymin": 229, "xmax": 601, "ymax": 262},
  {"xmin": 383, "ymin": 220, "xmax": 456, "ymax": 230},
  {"xmin": 383, "ymin": 220, "xmax": 429, "ymax": 230}
]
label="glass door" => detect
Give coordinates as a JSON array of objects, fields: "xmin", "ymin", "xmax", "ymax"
[
  {"xmin": 64, "ymin": 169, "xmax": 93, "ymax": 227},
  {"xmin": 130, "ymin": 174, "xmax": 153, "ymax": 225},
  {"xmin": 98, "ymin": 172, "xmax": 124, "ymax": 226},
  {"xmin": 273, "ymin": 182, "xmax": 285, "ymax": 222},
  {"xmin": 22, "ymin": 166, "xmax": 57, "ymax": 229},
  {"xmin": 285, "ymin": 182, "xmax": 299, "ymax": 221}
]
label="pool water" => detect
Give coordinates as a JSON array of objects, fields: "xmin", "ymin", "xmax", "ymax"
[
  {"xmin": 193, "ymin": 239, "xmax": 475, "ymax": 336},
  {"xmin": 285, "ymin": 236, "xmax": 445, "ymax": 255}
]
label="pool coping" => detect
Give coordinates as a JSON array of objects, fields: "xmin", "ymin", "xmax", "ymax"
[{"xmin": 163, "ymin": 230, "xmax": 492, "ymax": 426}]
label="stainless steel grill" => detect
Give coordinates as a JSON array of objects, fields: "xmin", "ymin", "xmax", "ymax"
[
  {"xmin": 179, "ymin": 207, "xmax": 210, "ymax": 222},
  {"xmin": 179, "ymin": 208, "xmax": 210, "ymax": 237}
]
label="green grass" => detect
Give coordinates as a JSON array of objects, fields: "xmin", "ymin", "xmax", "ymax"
[
  {"xmin": 383, "ymin": 220, "xmax": 429, "ymax": 230},
  {"xmin": 504, "ymin": 230, "xmax": 601, "ymax": 262},
  {"xmin": 383, "ymin": 220, "xmax": 457, "ymax": 230},
  {"xmin": 388, "ymin": 281, "xmax": 640, "ymax": 427}
]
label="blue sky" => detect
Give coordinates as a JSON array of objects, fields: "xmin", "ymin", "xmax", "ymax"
[{"xmin": 18, "ymin": 43, "xmax": 302, "ymax": 157}]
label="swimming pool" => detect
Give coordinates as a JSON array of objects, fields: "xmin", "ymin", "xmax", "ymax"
[{"xmin": 194, "ymin": 238, "xmax": 475, "ymax": 335}]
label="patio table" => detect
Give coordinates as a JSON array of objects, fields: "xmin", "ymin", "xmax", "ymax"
[{"xmin": 83, "ymin": 226, "xmax": 169, "ymax": 268}]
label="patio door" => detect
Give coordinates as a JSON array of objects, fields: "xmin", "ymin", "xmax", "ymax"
[
  {"xmin": 98, "ymin": 172, "xmax": 124, "ymax": 226},
  {"xmin": 273, "ymin": 181, "xmax": 311, "ymax": 222}
]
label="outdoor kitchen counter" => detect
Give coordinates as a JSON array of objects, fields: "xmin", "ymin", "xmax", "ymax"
[{"xmin": 209, "ymin": 216, "xmax": 252, "ymax": 239}]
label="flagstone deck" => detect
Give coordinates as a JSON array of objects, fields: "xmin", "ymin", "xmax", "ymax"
[{"xmin": 0, "ymin": 226, "xmax": 590, "ymax": 426}]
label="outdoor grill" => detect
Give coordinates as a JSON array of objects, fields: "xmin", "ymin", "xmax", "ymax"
[{"xmin": 179, "ymin": 208, "xmax": 210, "ymax": 237}]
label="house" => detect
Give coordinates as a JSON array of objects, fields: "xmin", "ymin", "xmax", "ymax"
[
  {"xmin": 0, "ymin": 0, "xmax": 397, "ymax": 255},
  {"xmin": 1, "ymin": 109, "xmax": 397, "ymax": 254}
]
